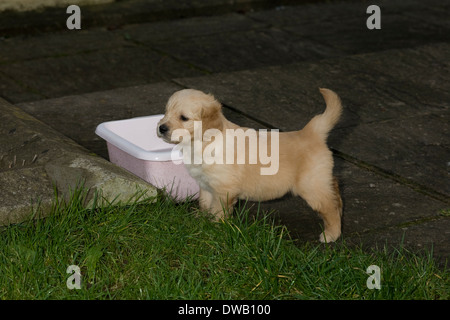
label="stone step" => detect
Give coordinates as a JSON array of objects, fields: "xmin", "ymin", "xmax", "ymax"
[{"xmin": 0, "ymin": 97, "xmax": 157, "ymax": 226}]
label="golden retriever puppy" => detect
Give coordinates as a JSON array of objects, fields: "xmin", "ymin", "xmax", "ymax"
[{"xmin": 157, "ymin": 88, "xmax": 343, "ymax": 242}]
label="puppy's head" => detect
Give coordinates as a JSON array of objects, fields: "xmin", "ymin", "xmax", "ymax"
[{"xmin": 157, "ymin": 89, "xmax": 223, "ymax": 143}]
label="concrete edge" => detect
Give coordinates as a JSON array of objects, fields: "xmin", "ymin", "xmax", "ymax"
[{"xmin": 0, "ymin": 97, "xmax": 158, "ymax": 226}]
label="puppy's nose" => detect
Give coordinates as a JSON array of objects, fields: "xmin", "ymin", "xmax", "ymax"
[{"xmin": 158, "ymin": 124, "xmax": 169, "ymax": 135}]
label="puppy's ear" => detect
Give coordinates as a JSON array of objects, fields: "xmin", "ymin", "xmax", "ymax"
[
  {"xmin": 201, "ymin": 99, "xmax": 221, "ymax": 118},
  {"xmin": 201, "ymin": 96, "xmax": 223, "ymax": 131}
]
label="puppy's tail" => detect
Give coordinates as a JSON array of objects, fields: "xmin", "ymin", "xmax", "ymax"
[{"xmin": 303, "ymin": 88, "xmax": 342, "ymax": 141}]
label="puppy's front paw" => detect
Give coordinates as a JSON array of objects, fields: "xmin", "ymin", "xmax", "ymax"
[
  {"xmin": 211, "ymin": 210, "xmax": 226, "ymax": 222},
  {"xmin": 198, "ymin": 207, "xmax": 225, "ymax": 222},
  {"xmin": 319, "ymin": 230, "xmax": 340, "ymax": 243}
]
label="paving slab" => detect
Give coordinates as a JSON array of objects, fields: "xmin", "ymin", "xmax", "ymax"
[
  {"xmin": 329, "ymin": 112, "xmax": 450, "ymax": 197},
  {"xmin": 0, "ymin": 46, "xmax": 204, "ymax": 103},
  {"xmin": 249, "ymin": 1, "xmax": 450, "ymax": 55},
  {"xmin": 354, "ymin": 43, "xmax": 450, "ymax": 100},
  {"xmin": 119, "ymin": 12, "xmax": 267, "ymax": 43},
  {"xmin": 119, "ymin": 12, "xmax": 338, "ymax": 73},
  {"xmin": 0, "ymin": 27, "xmax": 128, "ymax": 64},
  {"xmin": 0, "ymin": 97, "xmax": 157, "ymax": 226},
  {"xmin": 0, "ymin": 71, "xmax": 45, "ymax": 103},
  {"xmin": 151, "ymin": 27, "xmax": 340, "ymax": 73}
]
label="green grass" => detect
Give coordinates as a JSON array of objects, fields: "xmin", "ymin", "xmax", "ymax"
[{"xmin": 0, "ymin": 189, "xmax": 448, "ymax": 300}]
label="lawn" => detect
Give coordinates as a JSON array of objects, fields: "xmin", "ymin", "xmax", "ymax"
[{"xmin": 0, "ymin": 189, "xmax": 447, "ymax": 300}]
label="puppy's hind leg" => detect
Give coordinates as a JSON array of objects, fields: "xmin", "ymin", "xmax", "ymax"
[{"xmin": 294, "ymin": 174, "xmax": 343, "ymax": 243}]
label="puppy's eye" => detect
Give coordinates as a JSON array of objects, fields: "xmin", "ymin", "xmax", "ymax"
[{"xmin": 180, "ymin": 115, "xmax": 189, "ymax": 121}]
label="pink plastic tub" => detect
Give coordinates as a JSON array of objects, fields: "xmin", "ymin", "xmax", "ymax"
[{"xmin": 95, "ymin": 114, "xmax": 199, "ymax": 200}]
